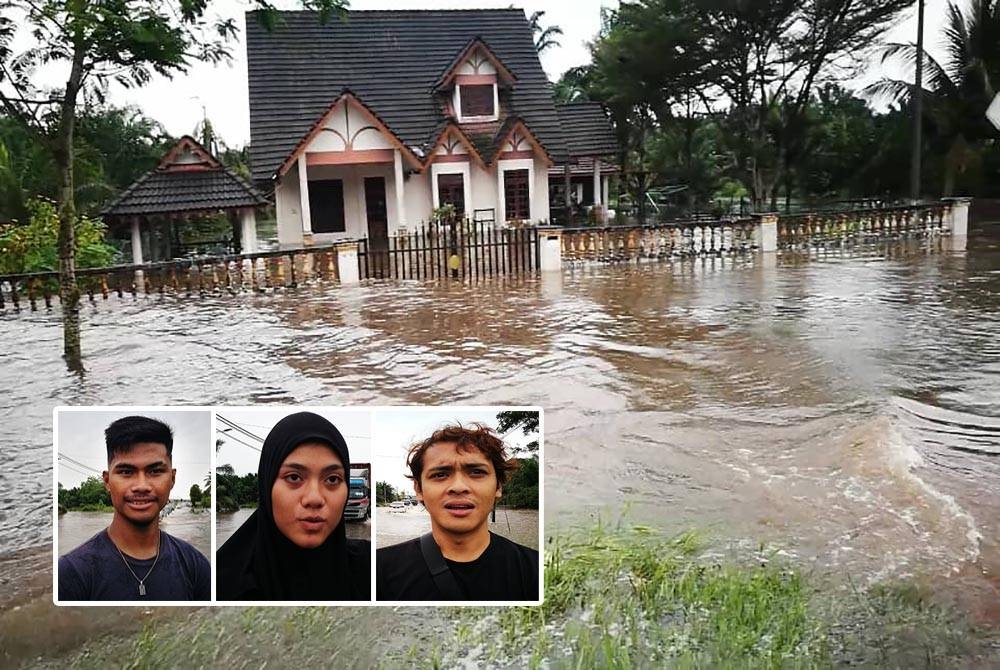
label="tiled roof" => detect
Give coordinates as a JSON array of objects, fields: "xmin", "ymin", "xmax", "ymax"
[
  {"xmin": 556, "ymin": 101, "xmax": 618, "ymax": 160},
  {"xmin": 102, "ymin": 168, "xmax": 269, "ymax": 217},
  {"xmin": 245, "ymin": 9, "xmax": 568, "ymax": 181}
]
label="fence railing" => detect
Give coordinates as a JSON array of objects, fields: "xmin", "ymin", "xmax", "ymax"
[
  {"xmin": 561, "ymin": 218, "xmax": 758, "ymax": 262},
  {"xmin": 357, "ymin": 219, "xmax": 539, "ymax": 281},
  {"xmin": 776, "ymin": 203, "xmax": 949, "ymax": 248},
  {"xmin": 0, "ymin": 245, "xmax": 341, "ymax": 312}
]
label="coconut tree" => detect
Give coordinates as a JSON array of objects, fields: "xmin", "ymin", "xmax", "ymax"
[{"xmin": 866, "ymin": 0, "xmax": 1000, "ymax": 195}]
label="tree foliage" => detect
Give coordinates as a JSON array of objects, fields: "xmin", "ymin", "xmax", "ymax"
[
  {"xmin": 866, "ymin": 0, "xmax": 1000, "ymax": 195},
  {"xmin": 567, "ymin": 0, "xmax": 919, "ymax": 212},
  {"xmin": 0, "ymin": 198, "xmax": 115, "ymax": 274},
  {"xmin": 0, "ymin": 0, "xmax": 347, "ymax": 366},
  {"xmin": 496, "ymin": 410, "xmax": 539, "ymax": 453},
  {"xmin": 501, "ymin": 457, "xmax": 538, "ymax": 509},
  {"xmin": 215, "ymin": 464, "xmax": 257, "ymax": 513},
  {"xmin": 58, "ymin": 475, "xmax": 111, "ymax": 511},
  {"xmin": 376, "ymin": 481, "xmax": 400, "ymax": 505}
]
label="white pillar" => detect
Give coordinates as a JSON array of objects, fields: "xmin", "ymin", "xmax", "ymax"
[
  {"xmin": 393, "ymin": 149, "xmax": 407, "ymax": 230},
  {"xmin": 497, "ymin": 166, "xmax": 505, "ymax": 223},
  {"xmin": 538, "ymin": 226, "xmax": 562, "ymax": 272},
  {"xmin": 297, "ymin": 154, "xmax": 313, "ymax": 243},
  {"xmin": 944, "ymin": 197, "xmax": 971, "ymax": 236},
  {"xmin": 336, "ymin": 241, "xmax": 360, "ymax": 285},
  {"xmin": 239, "ymin": 209, "xmax": 259, "ymax": 254},
  {"xmin": 602, "ymin": 175, "xmax": 610, "ymax": 214},
  {"xmin": 754, "ymin": 213, "xmax": 778, "ymax": 253},
  {"xmin": 593, "ymin": 158, "xmax": 602, "ymax": 206},
  {"xmin": 130, "ymin": 218, "xmax": 144, "ymax": 265}
]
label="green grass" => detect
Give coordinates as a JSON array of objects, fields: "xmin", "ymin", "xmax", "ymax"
[
  {"xmin": 44, "ymin": 523, "xmax": 987, "ymax": 670},
  {"xmin": 423, "ymin": 523, "xmax": 826, "ymax": 668}
]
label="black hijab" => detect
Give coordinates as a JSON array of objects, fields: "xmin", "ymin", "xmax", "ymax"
[{"xmin": 217, "ymin": 411, "xmax": 370, "ymax": 600}]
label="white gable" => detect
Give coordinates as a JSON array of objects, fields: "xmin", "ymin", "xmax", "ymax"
[
  {"xmin": 306, "ymin": 98, "xmax": 394, "ymax": 153},
  {"xmin": 456, "ymin": 48, "xmax": 497, "ymax": 76}
]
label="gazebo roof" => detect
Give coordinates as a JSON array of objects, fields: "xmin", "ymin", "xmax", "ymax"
[{"xmin": 102, "ymin": 136, "xmax": 269, "ymax": 218}]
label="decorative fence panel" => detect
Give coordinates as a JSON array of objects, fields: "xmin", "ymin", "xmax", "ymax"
[
  {"xmin": 0, "ymin": 246, "xmax": 340, "ymax": 312},
  {"xmin": 357, "ymin": 220, "xmax": 539, "ymax": 281},
  {"xmin": 777, "ymin": 203, "xmax": 949, "ymax": 248},
  {"xmin": 561, "ymin": 219, "xmax": 758, "ymax": 262}
]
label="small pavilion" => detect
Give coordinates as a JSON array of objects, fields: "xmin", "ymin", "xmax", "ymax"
[
  {"xmin": 102, "ymin": 136, "xmax": 269, "ymax": 264},
  {"xmin": 549, "ymin": 101, "xmax": 620, "ymax": 220}
]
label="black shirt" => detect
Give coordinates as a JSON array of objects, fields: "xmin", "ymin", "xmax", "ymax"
[{"xmin": 377, "ymin": 532, "xmax": 538, "ymax": 601}]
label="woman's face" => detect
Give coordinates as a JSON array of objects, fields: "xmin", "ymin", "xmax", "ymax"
[{"xmin": 271, "ymin": 442, "xmax": 348, "ymax": 549}]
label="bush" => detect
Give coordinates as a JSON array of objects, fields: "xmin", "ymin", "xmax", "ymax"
[{"xmin": 0, "ymin": 198, "xmax": 116, "ymax": 275}]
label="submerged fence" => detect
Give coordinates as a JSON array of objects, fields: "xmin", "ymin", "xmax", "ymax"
[
  {"xmin": 561, "ymin": 218, "xmax": 758, "ymax": 262},
  {"xmin": 0, "ymin": 246, "xmax": 341, "ymax": 312},
  {"xmin": 357, "ymin": 219, "xmax": 539, "ymax": 281},
  {"xmin": 777, "ymin": 203, "xmax": 949, "ymax": 248},
  {"xmin": 0, "ymin": 201, "xmax": 964, "ymax": 313}
]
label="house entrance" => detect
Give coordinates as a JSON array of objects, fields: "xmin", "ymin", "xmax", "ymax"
[{"xmin": 364, "ymin": 176, "xmax": 389, "ymax": 277}]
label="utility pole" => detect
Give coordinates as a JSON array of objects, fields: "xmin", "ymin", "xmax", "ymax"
[{"xmin": 910, "ymin": 0, "xmax": 925, "ymax": 203}]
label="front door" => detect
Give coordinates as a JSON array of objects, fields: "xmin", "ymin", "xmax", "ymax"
[{"xmin": 364, "ymin": 177, "xmax": 389, "ymax": 277}]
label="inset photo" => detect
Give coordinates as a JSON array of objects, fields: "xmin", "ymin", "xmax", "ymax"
[
  {"xmin": 215, "ymin": 408, "xmax": 372, "ymax": 602},
  {"xmin": 54, "ymin": 409, "xmax": 212, "ymax": 603},
  {"xmin": 374, "ymin": 407, "xmax": 542, "ymax": 604}
]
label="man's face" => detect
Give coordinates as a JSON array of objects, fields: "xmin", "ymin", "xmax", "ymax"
[
  {"xmin": 103, "ymin": 442, "xmax": 176, "ymax": 527},
  {"xmin": 416, "ymin": 441, "xmax": 501, "ymax": 538},
  {"xmin": 271, "ymin": 442, "xmax": 348, "ymax": 549}
]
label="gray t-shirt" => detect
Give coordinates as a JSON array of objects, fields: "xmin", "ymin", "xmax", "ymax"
[{"xmin": 59, "ymin": 529, "xmax": 211, "ymax": 601}]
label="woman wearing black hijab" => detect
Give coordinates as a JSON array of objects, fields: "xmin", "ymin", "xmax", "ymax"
[{"xmin": 217, "ymin": 412, "xmax": 370, "ymax": 600}]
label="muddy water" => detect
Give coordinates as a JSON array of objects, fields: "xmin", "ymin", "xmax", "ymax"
[{"xmin": 0, "ymin": 229, "xmax": 998, "ymax": 662}]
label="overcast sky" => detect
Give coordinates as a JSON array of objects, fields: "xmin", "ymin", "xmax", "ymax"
[
  {"xmin": 56, "ymin": 409, "xmax": 212, "ymax": 496},
  {"xmin": 216, "ymin": 407, "xmax": 373, "ymax": 476},
  {"xmin": 373, "ymin": 408, "xmax": 539, "ymax": 493},
  {"xmin": 14, "ymin": 1, "xmax": 953, "ymax": 147}
]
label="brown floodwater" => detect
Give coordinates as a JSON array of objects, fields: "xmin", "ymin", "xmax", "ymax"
[{"xmin": 0, "ymin": 228, "xmax": 998, "ymax": 665}]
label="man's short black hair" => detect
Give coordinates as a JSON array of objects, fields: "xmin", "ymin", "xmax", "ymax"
[{"xmin": 105, "ymin": 416, "xmax": 174, "ymax": 463}]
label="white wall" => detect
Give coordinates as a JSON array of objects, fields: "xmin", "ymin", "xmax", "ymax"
[
  {"xmin": 470, "ymin": 163, "xmax": 498, "ymax": 222},
  {"xmin": 403, "ymin": 171, "xmax": 433, "ymax": 229},
  {"xmin": 275, "ymin": 164, "xmax": 303, "ymax": 247}
]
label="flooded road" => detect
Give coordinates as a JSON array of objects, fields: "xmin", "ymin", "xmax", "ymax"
[
  {"xmin": 0, "ymin": 228, "xmax": 998, "ymax": 662},
  {"xmin": 58, "ymin": 505, "xmax": 211, "ymax": 558},
  {"xmin": 216, "ymin": 508, "xmax": 371, "ymax": 546}
]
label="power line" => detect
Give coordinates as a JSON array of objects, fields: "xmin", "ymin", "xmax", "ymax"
[
  {"xmin": 216, "ymin": 430, "xmax": 261, "ymax": 453},
  {"xmin": 216, "ymin": 415, "xmax": 264, "ymax": 443},
  {"xmin": 58, "ymin": 453, "xmax": 102, "ymax": 474}
]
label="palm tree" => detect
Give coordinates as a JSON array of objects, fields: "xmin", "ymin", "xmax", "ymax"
[
  {"xmin": 866, "ymin": 0, "xmax": 1000, "ymax": 195},
  {"xmin": 528, "ymin": 10, "xmax": 563, "ymax": 54}
]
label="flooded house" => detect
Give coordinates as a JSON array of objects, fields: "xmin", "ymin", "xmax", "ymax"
[{"xmin": 244, "ymin": 8, "xmax": 618, "ymax": 249}]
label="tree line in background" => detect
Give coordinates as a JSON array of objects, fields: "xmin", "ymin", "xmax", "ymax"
[
  {"xmin": 58, "ymin": 476, "xmax": 111, "ymax": 512},
  {"xmin": 555, "ymin": 0, "xmax": 1000, "ymax": 216},
  {"xmin": 215, "ymin": 464, "xmax": 259, "ymax": 513}
]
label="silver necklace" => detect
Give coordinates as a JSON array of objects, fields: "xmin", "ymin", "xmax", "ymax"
[{"xmin": 111, "ymin": 530, "xmax": 161, "ymax": 596}]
